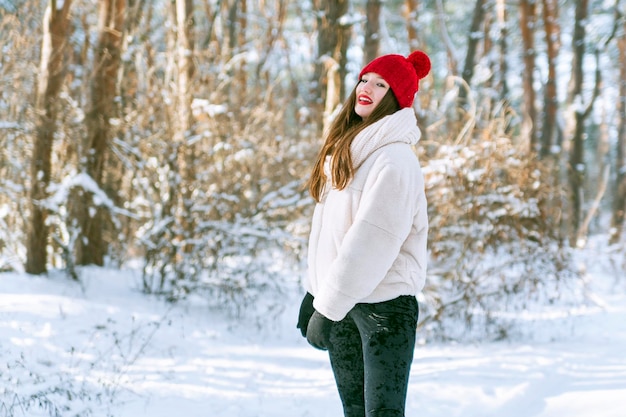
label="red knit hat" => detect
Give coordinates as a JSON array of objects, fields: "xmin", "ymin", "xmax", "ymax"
[{"xmin": 359, "ymin": 50, "xmax": 431, "ymax": 108}]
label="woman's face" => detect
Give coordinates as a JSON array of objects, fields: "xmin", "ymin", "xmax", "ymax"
[{"xmin": 354, "ymin": 72, "xmax": 391, "ymax": 119}]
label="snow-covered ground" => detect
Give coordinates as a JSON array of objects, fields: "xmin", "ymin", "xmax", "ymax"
[{"xmin": 1, "ymin": 241, "xmax": 625, "ymax": 417}]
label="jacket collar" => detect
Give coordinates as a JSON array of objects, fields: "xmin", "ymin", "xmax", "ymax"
[{"xmin": 350, "ymin": 108, "xmax": 421, "ymax": 169}]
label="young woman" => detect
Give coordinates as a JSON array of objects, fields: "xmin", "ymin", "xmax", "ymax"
[{"xmin": 297, "ymin": 51, "xmax": 431, "ymax": 417}]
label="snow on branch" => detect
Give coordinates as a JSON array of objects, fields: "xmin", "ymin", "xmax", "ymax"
[{"xmin": 42, "ymin": 172, "xmax": 137, "ymax": 218}]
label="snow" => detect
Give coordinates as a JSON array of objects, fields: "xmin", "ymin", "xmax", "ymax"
[
  {"xmin": 1, "ymin": 241, "xmax": 626, "ymax": 417},
  {"xmin": 191, "ymin": 99, "xmax": 228, "ymax": 118}
]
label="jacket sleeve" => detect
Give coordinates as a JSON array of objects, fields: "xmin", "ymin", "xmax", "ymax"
[{"xmin": 313, "ymin": 161, "xmax": 420, "ymax": 321}]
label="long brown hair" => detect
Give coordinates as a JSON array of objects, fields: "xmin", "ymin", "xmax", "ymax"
[{"xmin": 308, "ymin": 85, "xmax": 401, "ymax": 202}]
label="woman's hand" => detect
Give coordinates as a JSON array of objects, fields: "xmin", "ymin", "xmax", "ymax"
[
  {"xmin": 296, "ymin": 292, "xmax": 315, "ymax": 337},
  {"xmin": 306, "ymin": 310, "xmax": 334, "ymax": 350}
]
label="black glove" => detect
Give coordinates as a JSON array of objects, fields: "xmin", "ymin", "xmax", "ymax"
[
  {"xmin": 306, "ymin": 310, "xmax": 334, "ymax": 351},
  {"xmin": 296, "ymin": 292, "xmax": 315, "ymax": 337}
]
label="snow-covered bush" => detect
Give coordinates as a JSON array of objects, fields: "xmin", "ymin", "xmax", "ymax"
[
  {"xmin": 137, "ymin": 98, "xmax": 316, "ymax": 315},
  {"xmin": 1, "ymin": 359, "xmax": 98, "ymax": 417},
  {"xmin": 419, "ymin": 122, "xmax": 584, "ymax": 341}
]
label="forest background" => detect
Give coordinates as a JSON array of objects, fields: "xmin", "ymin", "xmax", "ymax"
[{"xmin": 0, "ymin": 0, "xmax": 625, "ymax": 340}]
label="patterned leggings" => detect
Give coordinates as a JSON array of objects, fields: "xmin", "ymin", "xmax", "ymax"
[{"xmin": 327, "ymin": 296, "xmax": 419, "ymax": 417}]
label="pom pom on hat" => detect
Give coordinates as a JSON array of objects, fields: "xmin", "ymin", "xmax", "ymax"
[
  {"xmin": 359, "ymin": 50, "xmax": 431, "ymax": 108},
  {"xmin": 407, "ymin": 50, "xmax": 431, "ymax": 80}
]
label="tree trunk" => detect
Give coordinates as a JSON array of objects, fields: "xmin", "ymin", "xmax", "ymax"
[
  {"xmin": 364, "ymin": 0, "xmax": 381, "ymax": 65},
  {"xmin": 458, "ymin": 0, "xmax": 486, "ymax": 104},
  {"xmin": 26, "ymin": 0, "xmax": 73, "ymax": 275},
  {"xmin": 495, "ymin": 0, "xmax": 508, "ymax": 102},
  {"xmin": 519, "ymin": 0, "xmax": 538, "ymax": 151},
  {"xmin": 576, "ymin": 49, "xmax": 607, "ymax": 247},
  {"xmin": 175, "ymin": 0, "xmax": 197, "ymax": 254},
  {"xmin": 311, "ymin": 0, "xmax": 352, "ymax": 133},
  {"xmin": 435, "ymin": 0, "xmax": 458, "ymax": 76},
  {"xmin": 109, "ymin": 0, "xmax": 148, "ymax": 256},
  {"xmin": 403, "ymin": 0, "xmax": 421, "ymax": 52},
  {"xmin": 540, "ymin": 0, "xmax": 560, "ymax": 158},
  {"xmin": 610, "ymin": 12, "xmax": 626, "ymax": 244},
  {"xmin": 567, "ymin": 0, "xmax": 589, "ymax": 247},
  {"xmin": 74, "ymin": 0, "xmax": 125, "ymax": 266},
  {"xmin": 226, "ymin": 0, "xmax": 247, "ymax": 108}
]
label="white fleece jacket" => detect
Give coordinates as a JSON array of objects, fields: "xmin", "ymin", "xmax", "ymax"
[{"xmin": 305, "ymin": 108, "xmax": 428, "ymax": 321}]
